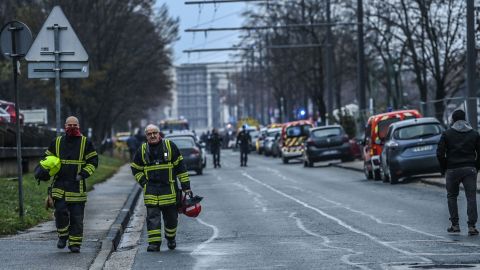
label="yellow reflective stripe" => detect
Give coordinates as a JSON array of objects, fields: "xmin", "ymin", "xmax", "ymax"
[
  {"xmin": 148, "ymin": 229, "xmax": 161, "ymax": 235},
  {"xmin": 79, "ymin": 136, "xmax": 86, "ymax": 161},
  {"xmin": 144, "ymin": 164, "xmax": 172, "ymax": 171},
  {"xmin": 165, "ymin": 227, "xmax": 176, "ymax": 233},
  {"xmin": 66, "ymin": 197, "xmax": 87, "ymax": 202},
  {"xmin": 134, "ymin": 172, "xmax": 144, "ymax": 182},
  {"xmin": 165, "ymin": 139, "xmax": 172, "ymax": 162},
  {"xmin": 45, "ymin": 150, "xmax": 54, "ymax": 156},
  {"xmin": 58, "ymin": 226, "xmax": 69, "ymax": 232},
  {"xmin": 61, "ymin": 160, "xmax": 86, "ymax": 165},
  {"xmin": 179, "ymin": 176, "xmax": 189, "ymax": 183},
  {"xmin": 141, "ymin": 143, "xmax": 147, "ymax": 164},
  {"xmin": 83, "ymin": 164, "xmax": 95, "ymax": 174},
  {"xmin": 69, "ymin": 236, "xmax": 82, "ymax": 241},
  {"xmin": 173, "ymin": 156, "xmax": 183, "ymax": 166},
  {"xmin": 177, "ymin": 172, "xmax": 188, "ymax": 178},
  {"xmin": 144, "ymin": 194, "xmax": 175, "ymax": 200},
  {"xmin": 65, "ymin": 192, "xmax": 86, "ymax": 197},
  {"xmin": 55, "ymin": 136, "xmax": 61, "ymax": 157},
  {"xmin": 148, "ymin": 237, "xmax": 162, "ymax": 242},
  {"xmin": 79, "ymin": 180, "xmax": 84, "ymax": 194},
  {"xmin": 85, "ymin": 151, "xmax": 97, "ymax": 160},
  {"xmin": 131, "ymin": 162, "xmax": 144, "ymax": 170}
]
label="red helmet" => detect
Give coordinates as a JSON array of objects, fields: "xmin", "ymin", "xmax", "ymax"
[{"xmin": 180, "ymin": 193, "xmax": 203, "ymax": 217}]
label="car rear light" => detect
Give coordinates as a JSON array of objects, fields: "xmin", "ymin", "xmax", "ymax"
[
  {"xmin": 191, "ymin": 147, "xmax": 200, "ymax": 155},
  {"xmin": 306, "ymin": 138, "xmax": 315, "ymax": 146}
]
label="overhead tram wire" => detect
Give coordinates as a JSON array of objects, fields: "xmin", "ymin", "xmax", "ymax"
[
  {"xmin": 185, "ymin": 22, "xmax": 358, "ymax": 33},
  {"xmin": 185, "ymin": 0, "xmax": 269, "ymax": 4}
]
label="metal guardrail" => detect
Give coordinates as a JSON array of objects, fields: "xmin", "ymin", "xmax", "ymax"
[{"xmin": 0, "ymin": 147, "xmax": 46, "ymax": 159}]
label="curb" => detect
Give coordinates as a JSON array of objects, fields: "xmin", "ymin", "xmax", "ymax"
[
  {"xmin": 89, "ymin": 183, "xmax": 142, "ymax": 270},
  {"xmin": 331, "ymin": 163, "xmax": 363, "ymax": 173}
]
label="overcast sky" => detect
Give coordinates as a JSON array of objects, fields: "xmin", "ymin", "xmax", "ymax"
[{"xmin": 156, "ymin": 1, "xmax": 252, "ymax": 65}]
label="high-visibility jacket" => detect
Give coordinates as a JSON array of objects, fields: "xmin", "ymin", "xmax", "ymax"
[
  {"xmin": 45, "ymin": 135, "xmax": 98, "ymax": 203},
  {"xmin": 130, "ymin": 139, "xmax": 190, "ymax": 207}
]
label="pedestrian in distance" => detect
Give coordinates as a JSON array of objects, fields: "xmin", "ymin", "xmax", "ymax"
[
  {"xmin": 209, "ymin": 128, "xmax": 223, "ymax": 168},
  {"xmin": 126, "ymin": 133, "xmax": 139, "ymax": 161},
  {"xmin": 236, "ymin": 125, "xmax": 252, "ymax": 167},
  {"xmin": 130, "ymin": 124, "xmax": 193, "ymax": 252},
  {"xmin": 437, "ymin": 109, "xmax": 480, "ymax": 235},
  {"xmin": 44, "ymin": 116, "xmax": 98, "ymax": 253}
]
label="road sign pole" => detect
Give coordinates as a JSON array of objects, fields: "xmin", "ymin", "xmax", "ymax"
[
  {"xmin": 53, "ymin": 24, "xmax": 61, "ymax": 135},
  {"xmin": 8, "ymin": 24, "xmax": 24, "ymax": 220}
]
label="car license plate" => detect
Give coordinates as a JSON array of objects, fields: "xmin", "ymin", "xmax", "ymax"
[
  {"xmin": 413, "ymin": 145, "xmax": 433, "ymax": 152},
  {"xmin": 323, "ymin": 150, "xmax": 339, "ymax": 155}
]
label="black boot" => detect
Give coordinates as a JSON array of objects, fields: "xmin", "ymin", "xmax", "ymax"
[
  {"xmin": 147, "ymin": 244, "xmax": 160, "ymax": 252},
  {"xmin": 68, "ymin": 246, "xmax": 80, "ymax": 253},
  {"xmin": 167, "ymin": 239, "xmax": 176, "ymax": 250},
  {"xmin": 57, "ymin": 238, "xmax": 67, "ymax": 249}
]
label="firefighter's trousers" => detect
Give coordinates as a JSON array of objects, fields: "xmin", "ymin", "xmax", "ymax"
[
  {"xmin": 54, "ymin": 199, "xmax": 85, "ymax": 247},
  {"xmin": 146, "ymin": 205, "xmax": 178, "ymax": 245}
]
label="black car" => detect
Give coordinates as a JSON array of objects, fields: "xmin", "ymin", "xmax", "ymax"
[
  {"xmin": 165, "ymin": 133, "xmax": 204, "ymax": 175},
  {"xmin": 303, "ymin": 125, "xmax": 354, "ymax": 167},
  {"xmin": 380, "ymin": 117, "xmax": 444, "ymax": 184}
]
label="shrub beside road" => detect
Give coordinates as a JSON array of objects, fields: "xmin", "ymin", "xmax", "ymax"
[{"xmin": 0, "ymin": 155, "xmax": 125, "ymax": 235}]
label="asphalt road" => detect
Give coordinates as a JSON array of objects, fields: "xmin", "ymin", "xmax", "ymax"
[{"xmin": 125, "ymin": 151, "xmax": 480, "ymax": 270}]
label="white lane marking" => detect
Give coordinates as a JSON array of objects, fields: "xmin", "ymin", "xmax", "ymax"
[
  {"xmin": 316, "ymin": 196, "xmax": 447, "ymax": 240},
  {"xmin": 265, "ymin": 167, "xmax": 299, "ymax": 184},
  {"xmin": 289, "ymin": 212, "xmax": 371, "ymax": 270},
  {"xmin": 191, "ymin": 218, "xmax": 219, "ymax": 256},
  {"xmin": 242, "ymin": 172, "xmax": 432, "ymax": 263},
  {"xmin": 233, "ymin": 182, "xmax": 267, "ymax": 212}
]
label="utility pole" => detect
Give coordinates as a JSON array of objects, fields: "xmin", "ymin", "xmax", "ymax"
[
  {"xmin": 357, "ymin": 0, "xmax": 367, "ymax": 118},
  {"xmin": 326, "ymin": 0, "xmax": 334, "ymax": 122},
  {"xmin": 467, "ymin": 0, "xmax": 478, "ymax": 130}
]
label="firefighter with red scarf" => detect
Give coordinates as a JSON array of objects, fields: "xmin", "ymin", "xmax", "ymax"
[
  {"xmin": 44, "ymin": 116, "xmax": 98, "ymax": 253},
  {"xmin": 130, "ymin": 124, "xmax": 191, "ymax": 252}
]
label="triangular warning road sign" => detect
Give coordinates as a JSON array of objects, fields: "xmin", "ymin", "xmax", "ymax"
[{"xmin": 25, "ymin": 6, "xmax": 88, "ymax": 62}]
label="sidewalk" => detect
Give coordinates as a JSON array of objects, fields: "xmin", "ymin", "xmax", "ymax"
[
  {"xmin": 0, "ymin": 164, "xmax": 141, "ymax": 270},
  {"xmin": 333, "ymin": 160, "xmax": 480, "ymax": 192}
]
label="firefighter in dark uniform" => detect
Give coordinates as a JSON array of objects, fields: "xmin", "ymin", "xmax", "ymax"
[
  {"xmin": 44, "ymin": 116, "xmax": 98, "ymax": 253},
  {"xmin": 236, "ymin": 125, "xmax": 252, "ymax": 167},
  {"xmin": 130, "ymin": 124, "xmax": 192, "ymax": 252}
]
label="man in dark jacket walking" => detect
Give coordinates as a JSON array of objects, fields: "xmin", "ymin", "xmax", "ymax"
[
  {"xmin": 209, "ymin": 128, "xmax": 223, "ymax": 168},
  {"xmin": 236, "ymin": 125, "xmax": 252, "ymax": 167},
  {"xmin": 437, "ymin": 109, "xmax": 480, "ymax": 235}
]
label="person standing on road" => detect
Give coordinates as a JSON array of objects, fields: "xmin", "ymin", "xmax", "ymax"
[
  {"xmin": 130, "ymin": 124, "xmax": 192, "ymax": 252},
  {"xmin": 437, "ymin": 109, "xmax": 480, "ymax": 235},
  {"xmin": 236, "ymin": 125, "xmax": 252, "ymax": 167},
  {"xmin": 44, "ymin": 116, "xmax": 98, "ymax": 253},
  {"xmin": 209, "ymin": 128, "xmax": 223, "ymax": 168}
]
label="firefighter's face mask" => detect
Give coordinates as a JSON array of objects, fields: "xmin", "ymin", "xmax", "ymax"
[{"xmin": 65, "ymin": 122, "xmax": 81, "ymax": 137}]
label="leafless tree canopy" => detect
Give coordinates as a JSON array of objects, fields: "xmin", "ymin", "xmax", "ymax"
[{"xmin": 0, "ymin": 0, "xmax": 179, "ymax": 142}]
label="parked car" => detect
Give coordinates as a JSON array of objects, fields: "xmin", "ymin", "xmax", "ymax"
[
  {"xmin": 380, "ymin": 117, "xmax": 444, "ymax": 184},
  {"xmin": 271, "ymin": 133, "xmax": 282, "ymax": 158},
  {"xmin": 303, "ymin": 125, "xmax": 354, "ymax": 167},
  {"xmin": 264, "ymin": 127, "xmax": 282, "ymax": 156},
  {"xmin": 363, "ymin": 110, "xmax": 422, "ymax": 180},
  {"xmin": 0, "ymin": 100, "xmax": 23, "ymax": 124},
  {"xmin": 0, "ymin": 107, "xmax": 11, "ymax": 124},
  {"xmin": 256, "ymin": 127, "xmax": 267, "ymax": 154},
  {"xmin": 249, "ymin": 130, "xmax": 260, "ymax": 151},
  {"xmin": 165, "ymin": 133, "xmax": 204, "ymax": 175}
]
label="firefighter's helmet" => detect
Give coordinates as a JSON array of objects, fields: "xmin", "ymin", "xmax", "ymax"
[
  {"xmin": 180, "ymin": 193, "xmax": 203, "ymax": 218},
  {"xmin": 34, "ymin": 156, "xmax": 61, "ymax": 181}
]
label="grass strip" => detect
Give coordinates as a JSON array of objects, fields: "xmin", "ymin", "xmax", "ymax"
[{"xmin": 0, "ymin": 155, "xmax": 125, "ymax": 235}]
